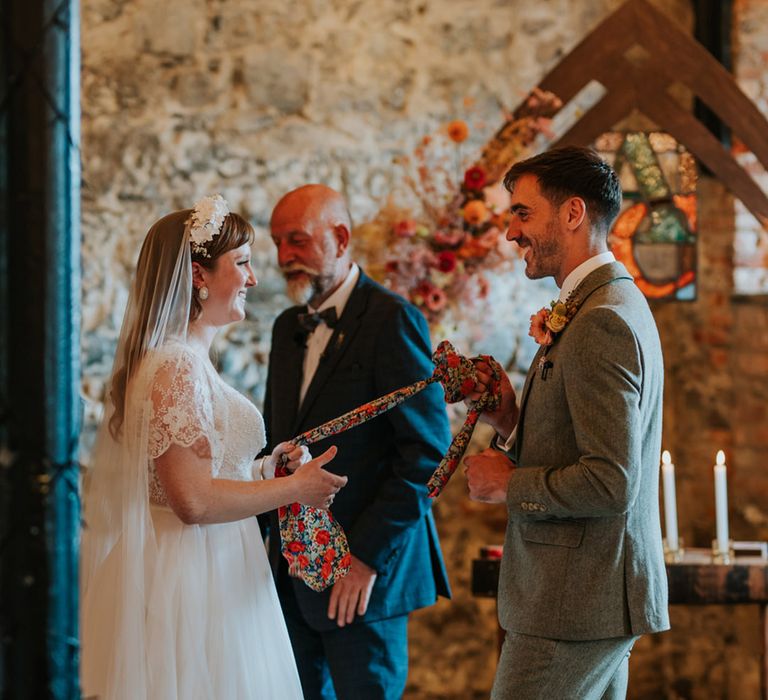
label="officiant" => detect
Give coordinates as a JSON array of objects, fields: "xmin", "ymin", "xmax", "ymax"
[{"xmin": 262, "ymin": 184, "xmax": 452, "ymax": 700}]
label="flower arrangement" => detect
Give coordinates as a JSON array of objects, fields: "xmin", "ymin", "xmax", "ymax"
[
  {"xmin": 354, "ymin": 89, "xmax": 562, "ymax": 327},
  {"xmin": 529, "ymin": 297, "xmax": 577, "ymax": 346}
]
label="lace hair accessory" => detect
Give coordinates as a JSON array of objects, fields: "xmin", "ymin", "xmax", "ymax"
[{"xmin": 188, "ymin": 194, "xmax": 230, "ymax": 257}]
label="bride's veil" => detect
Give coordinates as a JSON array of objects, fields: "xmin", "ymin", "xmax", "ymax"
[{"xmin": 80, "ymin": 209, "xmax": 193, "ymax": 697}]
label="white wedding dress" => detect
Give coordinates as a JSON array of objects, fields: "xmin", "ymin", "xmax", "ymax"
[{"xmin": 81, "ymin": 342, "xmax": 303, "ymax": 699}]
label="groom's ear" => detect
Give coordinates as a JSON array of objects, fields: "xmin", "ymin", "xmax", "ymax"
[{"xmin": 562, "ymin": 196, "xmax": 587, "ymax": 231}]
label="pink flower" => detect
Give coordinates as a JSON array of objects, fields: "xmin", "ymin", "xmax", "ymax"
[
  {"xmin": 424, "ymin": 286, "xmax": 447, "ymax": 312},
  {"xmin": 394, "ymin": 219, "xmax": 417, "ymax": 238},
  {"xmin": 477, "ymin": 275, "xmax": 490, "ymax": 299},
  {"xmin": 529, "ymin": 308, "xmax": 554, "ymax": 346},
  {"xmin": 475, "ymin": 228, "xmax": 500, "ymax": 250},
  {"xmin": 432, "ymin": 229, "xmax": 464, "ymax": 247}
]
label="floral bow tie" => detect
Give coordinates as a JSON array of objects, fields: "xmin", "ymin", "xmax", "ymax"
[{"xmin": 297, "ymin": 307, "xmax": 338, "ymax": 332}]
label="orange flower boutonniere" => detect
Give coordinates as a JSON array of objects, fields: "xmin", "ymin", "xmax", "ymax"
[{"xmin": 529, "ymin": 298, "xmax": 577, "ymax": 346}]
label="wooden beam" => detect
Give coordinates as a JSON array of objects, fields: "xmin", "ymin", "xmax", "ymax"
[{"xmin": 632, "ymin": 0, "xmax": 768, "ymax": 170}]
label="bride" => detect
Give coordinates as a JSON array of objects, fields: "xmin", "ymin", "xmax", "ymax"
[{"xmin": 80, "ymin": 195, "xmax": 347, "ymax": 699}]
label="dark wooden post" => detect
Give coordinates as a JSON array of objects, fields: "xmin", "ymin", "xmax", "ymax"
[
  {"xmin": 0, "ymin": 0, "xmax": 81, "ymax": 697},
  {"xmin": 693, "ymin": 0, "xmax": 733, "ymax": 149}
]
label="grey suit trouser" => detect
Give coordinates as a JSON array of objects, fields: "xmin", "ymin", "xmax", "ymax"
[{"xmin": 490, "ymin": 632, "xmax": 639, "ymax": 700}]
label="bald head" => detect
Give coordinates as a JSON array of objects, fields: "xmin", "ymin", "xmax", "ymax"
[
  {"xmin": 270, "ymin": 184, "xmax": 352, "ymax": 233},
  {"xmin": 270, "ymin": 184, "xmax": 353, "ymax": 307}
]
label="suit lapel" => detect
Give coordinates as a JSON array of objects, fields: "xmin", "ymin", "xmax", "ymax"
[
  {"xmin": 565, "ymin": 261, "xmax": 632, "ymax": 311},
  {"xmin": 513, "ymin": 345, "xmax": 545, "ymax": 456},
  {"xmin": 514, "ymin": 262, "xmax": 633, "ymax": 456},
  {"xmin": 274, "ymin": 309, "xmax": 308, "ymax": 435},
  {"xmin": 292, "ymin": 274, "xmax": 371, "ymax": 433}
]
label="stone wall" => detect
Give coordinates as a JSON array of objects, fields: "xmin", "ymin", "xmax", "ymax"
[{"xmin": 80, "ymin": 0, "xmax": 767, "ymax": 697}]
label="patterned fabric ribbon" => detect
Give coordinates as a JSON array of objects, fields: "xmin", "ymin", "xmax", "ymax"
[{"xmin": 278, "ymin": 339, "xmax": 503, "ymax": 591}]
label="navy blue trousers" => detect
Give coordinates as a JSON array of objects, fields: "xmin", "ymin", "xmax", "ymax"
[{"xmin": 278, "ymin": 573, "xmax": 408, "ymax": 700}]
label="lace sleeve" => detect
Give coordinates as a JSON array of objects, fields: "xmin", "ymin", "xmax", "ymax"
[{"xmin": 148, "ymin": 349, "xmax": 215, "ymax": 460}]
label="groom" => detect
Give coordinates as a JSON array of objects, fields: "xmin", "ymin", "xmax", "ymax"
[
  {"xmin": 264, "ymin": 184, "xmax": 451, "ymax": 700},
  {"xmin": 465, "ymin": 146, "xmax": 669, "ymax": 699}
]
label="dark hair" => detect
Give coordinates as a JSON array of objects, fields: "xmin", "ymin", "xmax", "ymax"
[
  {"xmin": 189, "ymin": 211, "xmax": 255, "ymax": 321},
  {"xmin": 502, "ymin": 146, "xmax": 622, "ymax": 232}
]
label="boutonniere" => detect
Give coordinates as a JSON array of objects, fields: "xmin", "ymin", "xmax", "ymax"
[{"xmin": 529, "ymin": 297, "xmax": 577, "ymax": 346}]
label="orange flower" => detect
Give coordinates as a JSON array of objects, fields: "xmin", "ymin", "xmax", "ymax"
[
  {"xmin": 457, "ymin": 236, "xmax": 490, "ymax": 259},
  {"xmin": 463, "ymin": 200, "xmax": 490, "ymax": 226},
  {"xmin": 446, "ymin": 120, "xmax": 469, "ymax": 143}
]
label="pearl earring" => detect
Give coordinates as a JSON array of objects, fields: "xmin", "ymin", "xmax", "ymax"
[{"xmin": 199, "ymin": 286, "xmax": 209, "ymax": 301}]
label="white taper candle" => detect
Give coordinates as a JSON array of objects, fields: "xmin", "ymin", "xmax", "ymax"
[
  {"xmin": 661, "ymin": 450, "xmax": 679, "ymax": 552},
  {"xmin": 714, "ymin": 450, "xmax": 729, "ymax": 555}
]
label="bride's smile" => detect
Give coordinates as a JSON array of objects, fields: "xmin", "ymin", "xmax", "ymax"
[{"xmin": 194, "ymin": 242, "xmax": 257, "ymax": 325}]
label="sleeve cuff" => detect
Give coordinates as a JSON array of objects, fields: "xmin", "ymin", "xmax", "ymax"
[{"xmin": 490, "ymin": 429, "xmax": 516, "ymax": 452}]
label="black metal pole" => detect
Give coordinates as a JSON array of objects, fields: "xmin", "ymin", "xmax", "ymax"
[{"xmin": 0, "ymin": 1, "xmax": 81, "ymax": 698}]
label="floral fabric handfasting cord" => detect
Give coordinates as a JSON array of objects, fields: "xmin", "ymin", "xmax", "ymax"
[{"xmin": 276, "ymin": 340, "xmax": 503, "ymax": 592}]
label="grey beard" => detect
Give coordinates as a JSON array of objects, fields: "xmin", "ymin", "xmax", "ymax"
[{"xmin": 286, "ymin": 278, "xmax": 315, "ymax": 306}]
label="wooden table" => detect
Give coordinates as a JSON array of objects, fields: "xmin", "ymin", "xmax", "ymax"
[{"xmin": 472, "ymin": 548, "xmax": 768, "ymax": 699}]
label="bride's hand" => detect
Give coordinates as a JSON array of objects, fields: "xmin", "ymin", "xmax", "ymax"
[
  {"xmin": 266, "ymin": 442, "xmax": 311, "ymax": 479},
  {"xmin": 291, "ymin": 446, "xmax": 347, "ymax": 509}
]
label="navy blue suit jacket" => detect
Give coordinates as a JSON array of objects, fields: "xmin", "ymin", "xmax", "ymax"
[{"xmin": 264, "ymin": 270, "xmax": 451, "ymax": 631}]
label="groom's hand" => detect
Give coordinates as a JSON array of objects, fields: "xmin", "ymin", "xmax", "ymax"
[
  {"xmin": 465, "ymin": 361, "xmax": 519, "ymax": 441},
  {"xmin": 327, "ymin": 554, "xmax": 377, "ymax": 627},
  {"xmin": 465, "ymin": 448, "xmax": 515, "ymax": 503}
]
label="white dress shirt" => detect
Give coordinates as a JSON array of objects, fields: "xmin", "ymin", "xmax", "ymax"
[
  {"xmin": 557, "ymin": 250, "xmax": 615, "ymax": 302},
  {"xmin": 500, "ymin": 251, "xmax": 616, "ymax": 451},
  {"xmin": 299, "ymin": 264, "xmax": 360, "ymax": 404}
]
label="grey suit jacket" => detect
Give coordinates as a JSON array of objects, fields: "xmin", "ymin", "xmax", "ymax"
[{"xmin": 498, "ymin": 261, "xmax": 670, "ymax": 640}]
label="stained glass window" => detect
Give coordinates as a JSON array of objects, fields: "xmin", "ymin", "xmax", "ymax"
[{"xmin": 594, "ymin": 132, "xmax": 697, "ymax": 301}]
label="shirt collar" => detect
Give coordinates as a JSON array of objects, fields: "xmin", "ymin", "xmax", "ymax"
[
  {"xmin": 558, "ymin": 251, "xmax": 615, "ymax": 302},
  {"xmin": 309, "ymin": 263, "xmax": 360, "ymax": 316}
]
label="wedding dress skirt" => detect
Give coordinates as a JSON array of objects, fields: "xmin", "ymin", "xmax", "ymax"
[{"xmin": 82, "ymin": 505, "xmax": 303, "ymax": 699}]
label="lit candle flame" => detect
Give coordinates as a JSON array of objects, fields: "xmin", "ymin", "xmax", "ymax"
[
  {"xmin": 716, "ymin": 450, "xmax": 725, "ymax": 466},
  {"xmin": 661, "ymin": 450, "xmax": 671, "ymax": 465}
]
